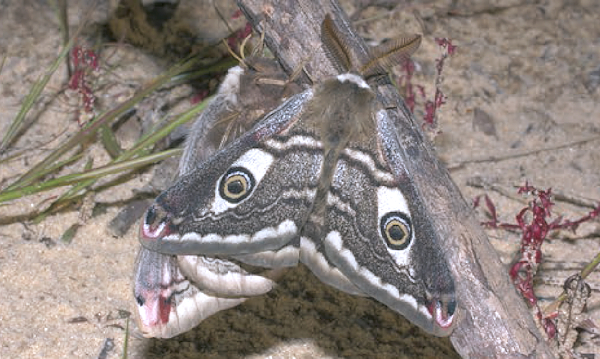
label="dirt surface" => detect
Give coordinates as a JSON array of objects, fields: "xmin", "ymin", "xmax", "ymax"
[{"xmin": 1, "ymin": 0, "xmax": 599, "ymax": 358}]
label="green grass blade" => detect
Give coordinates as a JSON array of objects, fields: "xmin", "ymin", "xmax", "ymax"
[
  {"xmin": 5, "ymin": 57, "xmax": 198, "ymax": 192},
  {"xmin": 53, "ymin": 96, "xmax": 210, "ymax": 204},
  {"xmin": 0, "ymin": 148, "xmax": 181, "ymax": 203},
  {"xmin": 121, "ymin": 316, "xmax": 130, "ymax": 359},
  {"xmin": 100, "ymin": 123, "xmax": 123, "ymax": 159}
]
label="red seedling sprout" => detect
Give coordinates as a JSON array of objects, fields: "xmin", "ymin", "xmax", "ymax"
[
  {"xmin": 68, "ymin": 45, "xmax": 99, "ymax": 124},
  {"xmin": 231, "ymin": 9, "xmax": 243, "ymax": 20},
  {"xmin": 226, "ymin": 19, "xmax": 252, "ymax": 56},
  {"xmin": 474, "ymin": 183, "xmax": 600, "ymax": 338},
  {"xmin": 190, "ymin": 89, "xmax": 210, "ymax": 105},
  {"xmin": 399, "ymin": 58, "xmax": 420, "ymax": 113},
  {"xmin": 189, "ymin": 10, "xmax": 251, "ymax": 105},
  {"xmin": 400, "ymin": 37, "xmax": 455, "ymax": 129}
]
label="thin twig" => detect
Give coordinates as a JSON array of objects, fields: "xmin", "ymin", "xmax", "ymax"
[
  {"xmin": 543, "ymin": 251, "xmax": 600, "ymax": 316},
  {"xmin": 447, "ymin": 136, "xmax": 600, "ymax": 170}
]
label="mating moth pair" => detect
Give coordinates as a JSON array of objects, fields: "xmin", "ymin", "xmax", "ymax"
[{"xmin": 133, "ymin": 14, "xmax": 457, "ymax": 339}]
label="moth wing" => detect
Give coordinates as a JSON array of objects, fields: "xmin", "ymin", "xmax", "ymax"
[
  {"xmin": 133, "ymin": 248, "xmax": 248, "ymax": 338},
  {"xmin": 140, "ymin": 90, "xmax": 319, "ymax": 259},
  {"xmin": 176, "ymin": 255, "xmax": 275, "ymax": 296},
  {"xmin": 232, "ymin": 238, "xmax": 300, "ymax": 268},
  {"xmin": 179, "ymin": 66, "xmax": 250, "ymax": 174},
  {"xmin": 300, "ymin": 232, "xmax": 365, "ymax": 296},
  {"xmin": 174, "ymin": 65, "xmax": 284, "ymax": 295},
  {"xmin": 316, "ymin": 110, "xmax": 456, "ymax": 336}
]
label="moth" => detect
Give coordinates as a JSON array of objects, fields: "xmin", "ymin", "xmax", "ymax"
[{"xmin": 134, "ymin": 14, "xmax": 457, "ymax": 338}]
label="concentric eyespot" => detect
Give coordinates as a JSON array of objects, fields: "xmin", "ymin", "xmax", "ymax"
[
  {"xmin": 380, "ymin": 212, "xmax": 412, "ymax": 250},
  {"xmin": 218, "ymin": 167, "xmax": 255, "ymax": 203}
]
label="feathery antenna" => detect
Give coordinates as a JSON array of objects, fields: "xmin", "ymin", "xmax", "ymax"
[
  {"xmin": 321, "ymin": 14, "xmax": 353, "ymax": 73},
  {"xmin": 361, "ymin": 35, "xmax": 422, "ymax": 77},
  {"xmin": 320, "ymin": 14, "xmax": 421, "ymax": 78}
]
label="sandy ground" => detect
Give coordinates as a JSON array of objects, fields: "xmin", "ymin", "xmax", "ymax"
[{"xmin": 1, "ymin": 0, "xmax": 599, "ymax": 358}]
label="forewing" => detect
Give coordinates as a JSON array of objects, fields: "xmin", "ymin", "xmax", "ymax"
[
  {"xmin": 140, "ymin": 90, "xmax": 320, "ymax": 258},
  {"xmin": 315, "ymin": 110, "xmax": 457, "ymax": 336}
]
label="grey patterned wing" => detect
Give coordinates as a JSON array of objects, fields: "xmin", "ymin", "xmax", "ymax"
[
  {"xmin": 133, "ymin": 248, "xmax": 249, "ymax": 338},
  {"xmin": 133, "ymin": 65, "xmax": 298, "ymax": 338},
  {"xmin": 139, "ymin": 90, "xmax": 321, "ymax": 258},
  {"xmin": 317, "ymin": 109, "xmax": 457, "ymax": 336}
]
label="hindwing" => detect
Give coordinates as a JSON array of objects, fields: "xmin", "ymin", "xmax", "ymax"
[{"xmin": 133, "ymin": 248, "xmax": 248, "ymax": 338}]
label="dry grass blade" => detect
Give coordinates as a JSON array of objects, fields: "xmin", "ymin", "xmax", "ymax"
[
  {"xmin": 0, "ymin": 148, "xmax": 181, "ymax": 204},
  {"xmin": 121, "ymin": 316, "xmax": 129, "ymax": 359},
  {"xmin": 0, "ymin": 95, "xmax": 209, "ymax": 214},
  {"xmin": 0, "ymin": 35, "xmax": 76, "ymax": 152},
  {"xmin": 361, "ymin": 34, "xmax": 421, "ymax": 77},
  {"xmin": 3, "ymin": 56, "xmax": 198, "ymax": 193},
  {"xmin": 544, "ymin": 250, "xmax": 600, "ymax": 316},
  {"xmin": 321, "ymin": 14, "xmax": 353, "ymax": 73}
]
